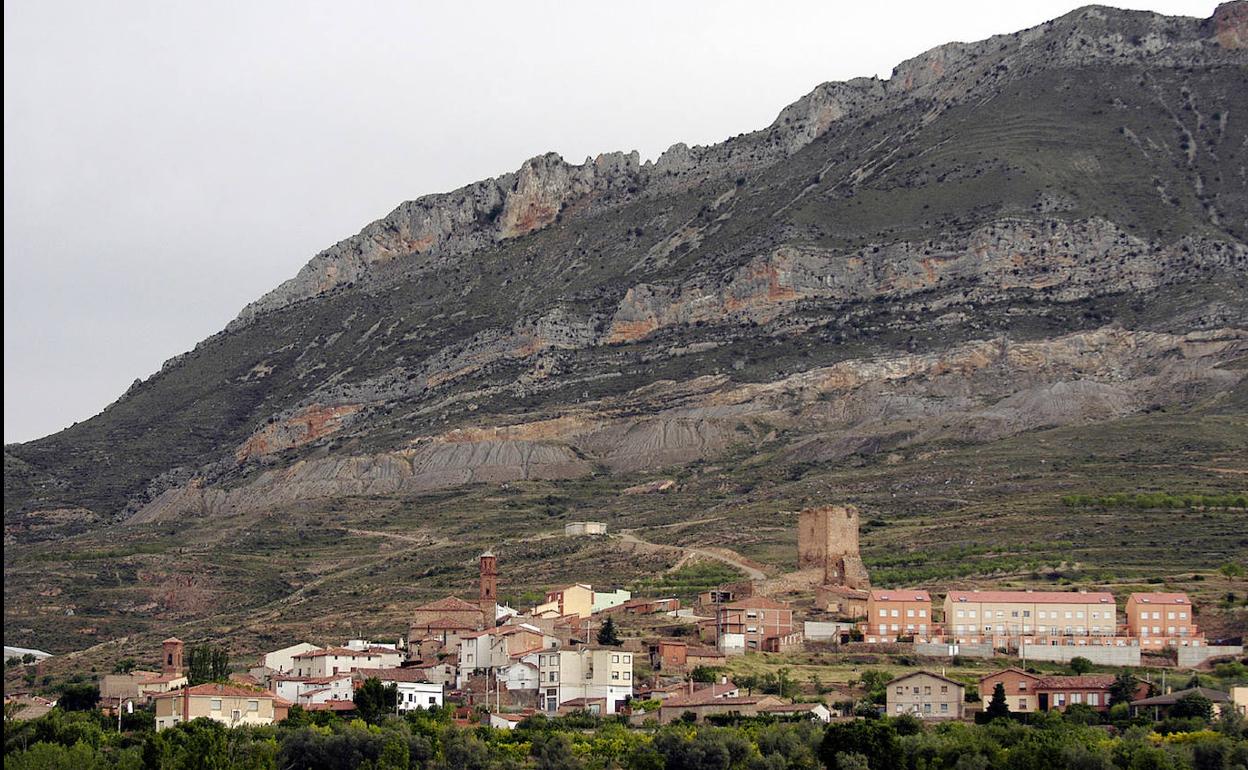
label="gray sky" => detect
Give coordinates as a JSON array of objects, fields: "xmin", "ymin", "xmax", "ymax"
[{"xmin": 3, "ymin": 0, "xmax": 1216, "ymax": 444}]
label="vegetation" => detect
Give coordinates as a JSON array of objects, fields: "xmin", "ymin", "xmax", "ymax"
[
  {"xmin": 596, "ymin": 617, "xmax": 622, "ymax": 647},
  {"xmin": 1060, "ymin": 492, "xmax": 1247, "ymax": 510},
  {"xmin": 186, "ymin": 645, "xmax": 230, "ymax": 686},
  {"xmin": 6, "ymin": 682, "xmax": 1248, "ymax": 769}
]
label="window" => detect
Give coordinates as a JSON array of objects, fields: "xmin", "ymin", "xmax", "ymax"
[
  {"xmin": 611, "ymin": 671, "xmax": 620, "ymax": 680},
  {"xmin": 612, "ymin": 655, "xmax": 619, "ymax": 663},
  {"xmin": 248, "ymin": 700, "xmax": 259, "ymax": 712},
  {"xmin": 1088, "ymin": 693, "xmax": 1099, "ymax": 706},
  {"xmin": 623, "ymin": 655, "xmax": 630, "ymax": 663},
  {"xmin": 996, "ymin": 611, "xmax": 1004, "ymax": 618},
  {"xmin": 1065, "ymin": 612, "xmax": 1072, "ymax": 619},
  {"xmin": 919, "ymin": 610, "xmax": 927, "ymax": 617},
  {"xmin": 211, "ymin": 699, "xmax": 222, "ymax": 712},
  {"xmin": 624, "ymin": 672, "xmax": 631, "ymax": 680},
  {"xmin": 923, "ymin": 703, "xmax": 931, "ymax": 713},
  {"xmin": 1023, "ymin": 610, "xmax": 1031, "ymax": 618},
  {"xmin": 969, "ymin": 610, "xmax": 976, "ymax": 618},
  {"xmin": 891, "ymin": 609, "xmax": 899, "ymax": 617},
  {"xmin": 941, "ymin": 685, "xmax": 948, "ymax": 693},
  {"xmin": 956, "ymin": 610, "xmax": 964, "ymax": 618},
  {"xmin": 428, "ymin": 697, "xmax": 437, "ymax": 705},
  {"xmin": 924, "ymin": 686, "xmax": 931, "ymax": 695},
  {"xmin": 1011, "ymin": 611, "xmax": 1019, "ymax": 618},
  {"xmin": 940, "ymin": 703, "xmax": 948, "ymax": 712},
  {"xmin": 1152, "ymin": 612, "xmax": 1160, "ymax": 620},
  {"xmin": 880, "ymin": 609, "xmax": 888, "ymax": 617},
  {"xmin": 895, "ymin": 686, "xmax": 903, "ymax": 695},
  {"xmin": 907, "ymin": 609, "xmax": 915, "ymax": 617},
  {"xmin": 1018, "ymin": 699, "xmax": 1027, "ymax": 710}
]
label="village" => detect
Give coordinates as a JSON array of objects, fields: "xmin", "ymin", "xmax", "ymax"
[{"xmin": 8, "ymin": 505, "xmax": 1245, "ymax": 732}]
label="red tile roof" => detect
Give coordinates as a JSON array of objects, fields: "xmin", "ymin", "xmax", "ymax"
[
  {"xmin": 1128, "ymin": 593, "xmax": 1192, "ymax": 604},
  {"xmin": 153, "ymin": 683, "xmax": 275, "ymax": 700},
  {"xmin": 945, "ymin": 590, "xmax": 1115, "ymax": 604},
  {"xmin": 303, "ymin": 699, "xmax": 357, "ymax": 712},
  {"xmin": 1036, "ymin": 675, "xmax": 1116, "ymax": 690},
  {"xmin": 869, "ymin": 589, "xmax": 931, "ymax": 602},
  {"xmin": 414, "ymin": 596, "xmax": 482, "ymax": 613},
  {"xmin": 352, "ymin": 667, "xmax": 434, "ymax": 683}
]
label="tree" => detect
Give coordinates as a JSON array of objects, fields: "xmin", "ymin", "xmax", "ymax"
[
  {"xmin": 1069, "ymin": 656, "xmax": 1094, "ymax": 675},
  {"xmin": 985, "ymin": 682, "xmax": 1011, "ymax": 720},
  {"xmin": 1219, "ymin": 562, "xmax": 1244, "ymax": 580},
  {"xmin": 1108, "ymin": 672, "xmax": 1140, "ymax": 706},
  {"xmin": 1170, "ymin": 692, "xmax": 1214, "ymax": 722},
  {"xmin": 186, "ymin": 644, "xmax": 230, "ymax": 686},
  {"xmin": 354, "ymin": 677, "xmax": 398, "ymax": 723},
  {"xmin": 596, "ymin": 616, "xmax": 621, "ymax": 646},
  {"xmin": 20, "ymin": 654, "xmax": 36, "ymax": 665},
  {"xmin": 820, "ymin": 719, "xmax": 900, "ymax": 770},
  {"xmin": 690, "ymin": 666, "xmax": 724, "ymax": 683},
  {"xmin": 112, "ymin": 658, "xmax": 137, "ymax": 674},
  {"xmin": 57, "ymin": 683, "xmax": 99, "ymax": 711}
]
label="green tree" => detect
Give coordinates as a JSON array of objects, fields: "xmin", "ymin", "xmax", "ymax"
[
  {"xmin": 1170, "ymin": 692, "xmax": 1214, "ymax": 722},
  {"xmin": 21, "ymin": 654, "xmax": 36, "ymax": 665},
  {"xmin": 1219, "ymin": 562, "xmax": 1244, "ymax": 580},
  {"xmin": 1069, "ymin": 656, "xmax": 1094, "ymax": 675},
  {"xmin": 820, "ymin": 719, "xmax": 900, "ymax": 770},
  {"xmin": 985, "ymin": 682, "xmax": 1011, "ymax": 720},
  {"xmin": 596, "ymin": 616, "xmax": 622, "ymax": 646},
  {"xmin": 185, "ymin": 644, "xmax": 230, "ymax": 686},
  {"xmin": 57, "ymin": 683, "xmax": 99, "ymax": 712},
  {"xmin": 690, "ymin": 666, "xmax": 724, "ymax": 683},
  {"xmin": 1108, "ymin": 672, "xmax": 1140, "ymax": 706},
  {"xmin": 354, "ymin": 677, "xmax": 398, "ymax": 723},
  {"xmin": 112, "ymin": 658, "xmax": 138, "ymax": 674}
]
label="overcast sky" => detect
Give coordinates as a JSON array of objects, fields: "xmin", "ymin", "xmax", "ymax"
[{"xmin": 3, "ymin": 0, "xmax": 1216, "ymax": 444}]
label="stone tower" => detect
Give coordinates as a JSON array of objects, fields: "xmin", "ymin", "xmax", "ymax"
[
  {"xmin": 479, "ymin": 550, "xmax": 498, "ymax": 627},
  {"xmin": 161, "ymin": 637, "xmax": 184, "ymax": 676},
  {"xmin": 798, "ymin": 505, "xmax": 870, "ymax": 589}
]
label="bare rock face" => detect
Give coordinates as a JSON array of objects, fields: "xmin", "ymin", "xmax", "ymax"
[
  {"xmin": 127, "ymin": 327, "xmax": 1246, "ymax": 523},
  {"xmin": 1207, "ymin": 1, "xmax": 1247, "ymax": 49},
  {"xmin": 235, "ymin": 403, "xmax": 362, "ymax": 460}
]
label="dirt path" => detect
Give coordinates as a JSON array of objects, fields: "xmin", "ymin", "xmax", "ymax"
[{"xmin": 618, "ymin": 530, "xmax": 768, "ymax": 581}]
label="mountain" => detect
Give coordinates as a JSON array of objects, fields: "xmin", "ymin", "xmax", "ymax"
[{"xmin": 5, "ymin": 4, "xmax": 1247, "ymax": 654}]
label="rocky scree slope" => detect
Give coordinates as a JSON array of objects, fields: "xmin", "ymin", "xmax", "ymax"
[{"xmin": 4, "ymin": 2, "xmax": 1248, "ymax": 532}]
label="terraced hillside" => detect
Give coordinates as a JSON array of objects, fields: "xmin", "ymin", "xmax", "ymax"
[{"xmin": 4, "ymin": 3, "xmax": 1248, "ymax": 658}]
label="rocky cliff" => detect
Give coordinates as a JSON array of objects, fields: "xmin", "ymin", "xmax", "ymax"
[{"xmin": 5, "ymin": 2, "xmax": 1247, "ymax": 534}]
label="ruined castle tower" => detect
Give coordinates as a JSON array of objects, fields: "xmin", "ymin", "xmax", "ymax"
[
  {"xmin": 479, "ymin": 550, "xmax": 498, "ymax": 627},
  {"xmin": 798, "ymin": 505, "xmax": 871, "ymax": 589}
]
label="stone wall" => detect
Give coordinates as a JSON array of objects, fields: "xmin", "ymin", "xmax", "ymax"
[
  {"xmin": 1019, "ymin": 645, "xmax": 1141, "ymax": 666},
  {"xmin": 1177, "ymin": 645, "xmax": 1244, "ymax": 668}
]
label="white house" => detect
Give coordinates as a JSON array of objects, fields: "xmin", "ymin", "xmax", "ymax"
[
  {"xmin": 537, "ymin": 648, "xmax": 634, "ymax": 714},
  {"xmin": 250, "ymin": 642, "xmax": 321, "ymax": 684},
  {"xmin": 291, "ymin": 647, "xmax": 398, "ymax": 677},
  {"xmin": 272, "ymin": 674, "xmax": 354, "ymax": 706},
  {"xmin": 591, "ymin": 589, "xmax": 632, "ymax": 614},
  {"xmin": 352, "ymin": 668, "xmax": 443, "ymax": 711}
]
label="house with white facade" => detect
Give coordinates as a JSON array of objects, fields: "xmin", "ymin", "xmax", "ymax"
[
  {"xmin": 291, "ymin": 647, "xmax": 399, "ymax": 677},
  {"xmin": 272, "ymin": 674, "xmax": 355, "ymax": 706},
  {"xmin": 537, "ymin": 648, "xmax": 634, "ymax": 714},
  {"xmin": 352, "ymin": 668, "xmax": 444, "ymax": 712}
]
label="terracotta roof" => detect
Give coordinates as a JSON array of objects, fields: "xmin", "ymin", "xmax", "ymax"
[
  {"xmin": 417, "ymin": 617, "xmax": 481, "ymax": 631},
  {"xmin": 162, "ymin": 637, "xmax": 184, "ymax": 644},
  {"xmin": 721, "ymin": 597, "xmax": 792, "ymax": 611},
  {"xmin": 820, "ymin": 585, "xmax": 869, "ymax": 598},
  {"xmin": 945, "ymin": 590, "xmax": 1115, "ymax": 604},
  {"xmin": 869, "ymin": 589, "xmax": 931, "ymax": 602},
  {"xmin": 303, "ymin": 699, "xmax": 357, "ymax": 712},
  {"xmin": 352, "ymin": 667, "xmax": 435, "ymax": 683},
  {"xmin": 687, "ymin": 646, "xmax": 725, "ymax": 658},
  {"xmin": 509, "ymin": 646, "xmax": 544, "ymax": 659},
  {"xmin": 138, "ymin": 673, "xmax": 186, "ymax": 684},
  {"xmin": 759, "ymin": 702, "xmax": 827, "ymax": 713},
  {"xmin": 979, "ymin": 668, "xmax": 1041, "ymax": 684},
  {"xmin": 663, "ymin": 693, "xmax": 779, "ymax": 707},
  {"xmin": 1037, "ymin": 675, "xmax": 1116, "ymax": 690},
  {"xmin": 1131, "ymin": 687, "xmax": 1230, "ymax": 706},
  {"xmin": 889, "ymin": 670, "xmax": 966, "ymax": 689},
  {"xmin": 153, "ymin": 683, "xmax": 275, "ymax": 700},
  {"xmin": 1128, "ymin": 593, "xmax": 1192, "ymax": 604},
  {"xmin": 414, "ymin": 596, "xmax": 482, "ymax": 613}
]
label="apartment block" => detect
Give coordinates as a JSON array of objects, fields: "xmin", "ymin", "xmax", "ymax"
[
  {"xmin": 978, "ymin": 668, "xmax": 1042, "ymax": 713},
  {"xmin": 862, "ymin": 589, "xmax": 933, "ymax": 643},
  {"xmin": 1125, "ymin": 593, "xmax": 1203, "ymax": 648},
  {"xmin": 887, "ymin": 671, "xmax": 965, "ymax": 720},
  {"xmin": 714, "ymin": 597, "xmax": 794, "ymax": 653},
  {"xmin": 943, "ymin": 590, "xmax": 1119, "ymax": 647}
]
